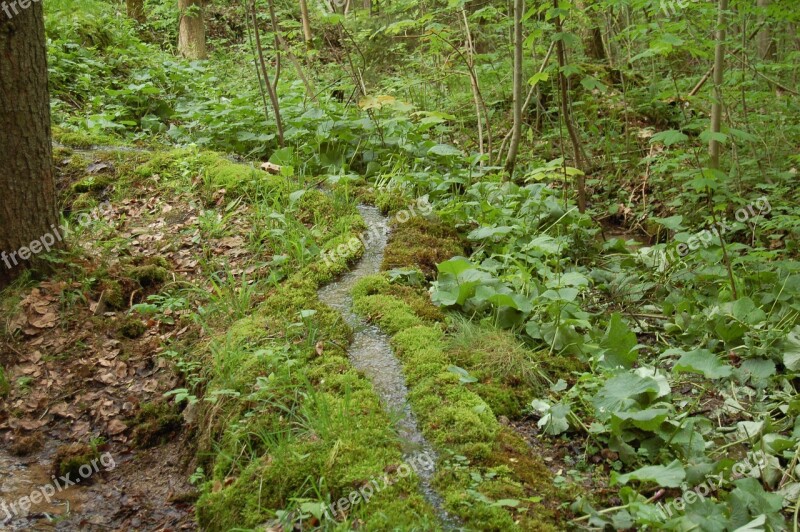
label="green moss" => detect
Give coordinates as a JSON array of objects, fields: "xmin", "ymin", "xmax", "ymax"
[
  {"xmin": 350, "ymin": 223, "xmax": 574, "ymax": 529},
  {"xmin": 127, "ymin": 264, "xmax": 169, "ymax": 287},
  {"xmin": 446, "ymin": 320, "xmax": 546, "ymax": 419},
  {"xmin": 72, "ymin": 175, "xmax": 113, "ymax": 194},
  {"xmin": 53, "ymin": 443, "xmax": 101, "ymax": 479},
  {"xmin": 374, "ymin": 188, "xmax": 409, "ymax": 214},
  {"xmin": 0, "ymin": 366, "xmax": 9, "ymax": 398},
  {"xmin": 353, "ymin": 294, "xmax": 422, "ymax": 334},
  {"xmin": 539, "ymin": 354, "xmax": 590, "ymax": 384},
  {"xmin": 52, "ymin": 125, "xmax": 121, "ymax": 149},
  {"xmin": 381, "ymin": 216, "xmax": 465, "ymax": 277},
  {"xmin": 135, "ymin": 148, "xmax": 282, "ymax": 198},
  {"xmin": 192, "ymin": 212, "xmax": 441, "ymax": 530},
  {"xmin": 129, "ymin": 401, "xmax": 182, "ymax": 448},
  {"xmin": 119, "ymin": 317, "xmax": 147, "ymax": 339},
  {"xmin": 205, "ymin": 158, "xmax": 281, "ymax": 196},
  {"xmin": 352, "ymin": 275, "xmax": 444, "ymax": 323}
]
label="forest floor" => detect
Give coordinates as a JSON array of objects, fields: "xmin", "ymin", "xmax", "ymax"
[{"xmin": 0, "ymin": 142, "xmax": 597, "ymax": 531}]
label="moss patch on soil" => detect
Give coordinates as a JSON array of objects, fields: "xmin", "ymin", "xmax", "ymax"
[
  {"xmin": 129, "ymin": 401, "xmax": 183, "ymax": 448},
  {"xmin": 381, "ymin": 216, "xmax": 465, "ymax": 278},
  {"xmin": 53, "ymin": 442, "xmax": 102, "ymax": 479}
]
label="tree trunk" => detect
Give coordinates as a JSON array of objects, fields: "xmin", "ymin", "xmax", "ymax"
[
  {"xmin": 757, "ymin": 0, "xmax": 776, "ymax": 61},
  {"xmin": 178, "ymin": 0, "xmax": 207, "ymax": 60},
  {"xmin": 505, "ymin": 0, "xmax": 524, "ymax": 176},
  {"xmin": 585, "ymin": 27, "xmax": 607, "ymax": 61},
  {"xmin": 126, "ymin": 0, "xmax": 146, "ymax": 23},
  {"xmin": 299, "ymin": 0, "xmax": 313, "ymax": 49},
  {"xmin": 553, "ymin": 0, "xmax": 587, "ymax": 212},
  {"xmin": 250, "ymin": 0, "xmax": 285, "ymax": 147},
  {"xmin": 0, "ymin": 2, "xmax": 61, "ymax": 289},
  {"xmin": 709, "ymin": 0, "xmax": 728, "ymax": 170}
]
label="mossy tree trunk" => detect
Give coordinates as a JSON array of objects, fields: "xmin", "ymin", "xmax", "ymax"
[
  {"xmin": 178, "ymin": 0, "xmax": 207, "ymax": 60},
  {"xmin": 126, "ymin": 0, "xmax": 146, "ymax": 23},
  {"xmin": 0, "ymin": 1, "xmax": 61, "ymax": 289}
]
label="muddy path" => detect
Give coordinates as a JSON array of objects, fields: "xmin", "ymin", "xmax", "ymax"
[
  {"xmin": 1, "ymin": 145, "xmax": 204, "ymax": 531},
  {"xmin": 0, "ymin": 307, "xmax": 197, "ymax": 531}
]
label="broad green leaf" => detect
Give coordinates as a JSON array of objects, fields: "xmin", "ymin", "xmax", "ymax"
[
  {"xmin": 592, "ymin": 373, "xmax": 662, "ymax": 417},
  {"xmin": 467, "ymin": 225, "xmax": 514, "ymax": 240},
  {"xmin": 436, "ymin": 256, "xmax": 474, "ymax": 276},
  {"xmin": 600, "ymin": 313, "xmax": 639, "ymax": 369},
  {"xmin": 700, "ymin": 130, "xmax": 729, "ymax": 144},
  {"xmin": 448, "ymin": 365, "xmax": 478, "ymax": 384},
  {"xmin": 581, "ymin": 76, "xmax": 607, "ymax": 93},
  {"xmin": 269, "ymin": 147, "xmax": 294, "ymax": 166},
  {"xmin": 673, "ymin": 349, "xmax": 733, "ymax": 379},
  {"xmin": 783, "ymin": 326, "xmax": 800, "ymax": 371},
  {"xmin": 528, "ymin": 72, "xmax": 550, "ymax": 87},
  {"xmin": 611, "ymin": 408, "xmax": 670, "ymax": 432},
  {"xmin": 649, "ymin": 215, "xmax": 684, "ymax": 231},
  {"xmin": 428, "ymin": 143, "xmax": 462, "ymax": 157},
  {"xmin": 611, "ymin": 460, "xmax": 686, "ymax": 488},
  {"xmin": 650, "ymin": 130, "xmax": 688, "ymax": 146}
]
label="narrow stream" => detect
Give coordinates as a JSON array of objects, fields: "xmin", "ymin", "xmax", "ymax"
[{"xmin": 317, "ymin": 206, "xmax": 456, "ymax": 528}]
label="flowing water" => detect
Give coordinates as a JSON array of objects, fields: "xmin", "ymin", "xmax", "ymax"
[{"xmin": 317, "ymin": 206, "xmax": 456, "ymax": 528}]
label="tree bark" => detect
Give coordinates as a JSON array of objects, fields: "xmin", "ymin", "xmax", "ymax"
[
  {"xmin": 757, "ymin": 0, "xmax": 776, "ymax": 61},
  {"xmin": 178, "ymin": 0, "xmax": 207, "ymax": 60},
  {"xmin": 250, "ymin": 0, "xmax": 285, "ymax": 147},
  {"xmin": 126, "ymin": 0, "xmax": 146, "ymax": 23},
  {"xmin": 553, "ymin": 0, "xmax": 587, "ymax": 212},
  {"xmin": 585, "ymin": 27, "xmax": 606, "ymax": 61},
  {"xmin": 505, "ymin": 0, "xmax": 524, "ymax": 176},
  {"xmin": 0, "ymin": 2, "xmax": 61, "ymax": 289},
  {"xmin": 709, "ymin": 0, "xmax": 728, "ymax": 170},
  {"xmin": 299, "ymin": 0, "xmax": 313, "ymax": 49}
]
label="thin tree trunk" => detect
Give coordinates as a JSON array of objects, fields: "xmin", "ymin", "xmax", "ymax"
[
  {"xmin": 299, "ymin": 0, "xmax": 313, "ymax": 49},
  {"xmin": 554, "ymin": 0, "xmax": 587, "ymax": 212},
  {"xmin": 461, "ymin": 9, "xmax": 484, "ymax": 164},
  {"xmin": 268, "ymin": 0, "xmax": 317, "ymax": 101},
  {"xmin": 709, "ymin": 0, "xmax": 729, "ymax": 170},
  {"xmin": 505, "ymin": 0, "xmax": 524, "ymax": 176},
  {"xmin": 250, "ymin": 0, "xmax": 285, "ymax": 147},
  {"xmin": 757, "ymin": 0, "xmax": 776, "ymax": 61},
  {"xmin": 266, "ymin": 0, "xmax": 282, "ymax": 90},
  {"xmin": 0, "ymin": 1, "xmax": 61, "ymax": 289},
  {"xmin": 178, "ymin": 0, "xmax": 207, "ymax": 60},
  {"xmin": 497, "ymin": 42, "xmax": 554, "ymax": 166},
  {"xmin": 126, "ymin": 0, "xmax": 146, "ymax": 23}
]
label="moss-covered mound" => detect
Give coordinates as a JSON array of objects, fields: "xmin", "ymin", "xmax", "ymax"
[
  {"xmin": 352, "ymin": 274, "xmax": 576, "ymax": 530},
  {"xmin": 381, "ymin": 216, "xmax": 465, "ymax": 278},
  {"xmin": 192, "ymin": 190, "xmax": 441, "ymax": 531}
]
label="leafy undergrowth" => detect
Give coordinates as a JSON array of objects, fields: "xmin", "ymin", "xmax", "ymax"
[{"xmin": 415, "ymin": 181, "xmax": 800, "ymax": 528}]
